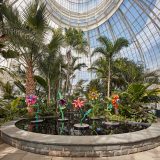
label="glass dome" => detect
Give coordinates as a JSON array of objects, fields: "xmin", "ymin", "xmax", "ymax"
[
  {"xmin": 5, "ymin": 0, "xmax": 160, "ymax": 82},
  {"xmin": 45, "ymin": 0, "xmax": 123, "ymax": 30}
]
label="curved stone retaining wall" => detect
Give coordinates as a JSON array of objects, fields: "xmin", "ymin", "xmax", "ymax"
[{"xmin": 0, "ymin": 120, "xmax": 160, "ymax": 157}]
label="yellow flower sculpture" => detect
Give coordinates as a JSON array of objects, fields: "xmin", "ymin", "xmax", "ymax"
[{"xmin": 88, "ymin": 90, "xmax": 100, "ymax": 101}]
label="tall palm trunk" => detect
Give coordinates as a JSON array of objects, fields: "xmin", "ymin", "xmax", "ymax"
[
  {"xmin": 107, "ymin": 58, "xmax": 111, "ymax": 98},
  {"xmin": 47, "ymin": 77, "xmax": 51, "ymax": 106},
  {"xmin": 69, "ymin": 77, "xmax": 73, "ymax": 96},
  {"xmin": 65, "ymin": 73, "xmax": 69, "ymax": 95},
  {"xmin": 54, "ymin": 79, "xmax": 59, "ymax": 117},
  {"xmin": 25, "ymin": 62, "xmax": 36, "ymax": 96},
  {"xmin": 65, "ymin": 48, "xmax": 71, "ymax": 96}
]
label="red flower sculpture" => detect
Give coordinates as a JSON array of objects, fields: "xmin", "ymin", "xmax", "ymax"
[{"xmin": 72, "ymin": 98, "xmax": 85, "ymax": 109}]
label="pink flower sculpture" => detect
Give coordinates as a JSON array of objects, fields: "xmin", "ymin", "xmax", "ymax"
[
  {"xmin": 26, "ymin": 95, "xmax": 37, "ymax": 106},
  {"xmin": 72, "ymin": 98, "xmax": 85, "ymax": 109}
]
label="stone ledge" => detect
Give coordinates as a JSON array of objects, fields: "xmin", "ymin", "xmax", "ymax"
[{"xmin": 0, "ymin": 120, "xmax": 160, "ymax": 157}]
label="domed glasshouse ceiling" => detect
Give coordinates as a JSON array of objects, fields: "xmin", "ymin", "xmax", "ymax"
[
  {"xmin": 1, "ymin": 0, "xmax": 160, "ymax": 83},
  {"xmin": 44, "ymin": 0, "xmax": 123, "ymax": 30}
]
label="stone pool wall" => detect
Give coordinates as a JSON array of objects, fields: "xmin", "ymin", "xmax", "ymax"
[{"xmin": 1, "ymin": 120, "xmax": 160, "ymax": 157}]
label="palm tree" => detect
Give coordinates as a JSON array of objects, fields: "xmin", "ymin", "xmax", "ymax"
[
  {"xmin": 64, "ymin": 28, "xmax": 88, "ymax": 95},
  {"xmin": 38, "ymin": 28, "xmax": 64, "ymax": 106},
  {"xmin": 1, "ymin": 0, "xmax": 48, "ymax": 96},
  {"xmin": 92, "ymin": 36, "xmax": 129, "ymax": 97},
  {"xmin": 64, "ymin": 28, "xmax": 88, "ymax": 55}
]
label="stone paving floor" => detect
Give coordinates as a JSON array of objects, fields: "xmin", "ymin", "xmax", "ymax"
[{"xmin": 0, "ymin": 139, "xmax": 160, "ymax": 160}]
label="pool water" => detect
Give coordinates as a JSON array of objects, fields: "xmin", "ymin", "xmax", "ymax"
[{"xmin": 15, "ymin": 117, "xmax": 149, "ymax": 136}]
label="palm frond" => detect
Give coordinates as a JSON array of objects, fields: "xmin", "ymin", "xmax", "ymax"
[
  {"xmin": 1, "ymin": 50, "xmax": 19, "ymax": 59},
  {"xmin": 48, "ymin": 28, "xmax": 64, "ymax": 52},
  {"xmin": 34, "ymin": 75, "xmax": 47, "ymax": 89},
  {"xmin": 73, "ymin": 63, "xmax": 87, "ymax": 71},
  {"xmin": 113, "ymin": 38, "xmax": 129, "ymax": 55},
  {"xmin": 1, "ymin": 4, "xmax": 22, "ymax": 28},
  {"xmin": 14, "ymin": 80, "xmax": 25, "ymax": 93},
  {"xmin": 98, "ymin": 36, "xmax": 113, "ymax": 52},
  {"xmin": 92, "ymin": 47, "xmax": 106, "ymax": 57},
  {"xmin": 22, "ymin": 0, "xmax": 48, "ymax": 35}
]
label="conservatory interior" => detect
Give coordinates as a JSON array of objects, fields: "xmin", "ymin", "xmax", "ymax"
[{"xmin": 0, "ymin": 0, "xmax": 160, "ymax": 159}]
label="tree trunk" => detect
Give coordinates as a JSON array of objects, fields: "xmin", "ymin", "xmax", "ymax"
[
  {"xmin": 54, "ymin": 79, "xmax": 59, "ymax": 117},
  {"xmin": 107, "ymin": 58, "xmax": 111, "ymax": 98},
  {"xmin": 69, "ymin": 78, "xmax": 73, "ymax": 96},
  {"xmin": 25, "ymin": 62, "xmax": 36, "ymax": 96},
  {"xmin": 65, "ymin": 73, "xmax": 69, "ymax": 95},
  {"xmin": 65, "ymin": 48, "xmax": 71, "ymax": 96},
  {"xmin": 47, "ymin": 77, "xmax": 51, "ymax": 107}
]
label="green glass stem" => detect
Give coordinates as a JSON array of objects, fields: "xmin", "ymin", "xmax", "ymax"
[
  {"xmin": 80, "ymin": 109, "xmax": 92, "ymax": 126},
  {"xmin": 80, "ymin": 115, "xmax": 85, "ymax": 125},
  {"xmin": 80, "ymin": 108, "xmax": 83, "ymax": 125},
  {"xmin": 60, "ymin": 122, "xmax": 64, "ymax": 134},
  {"xmin": 60, "ymin": 107, "xmax": 64, "ymax": 120},
  {"xmin": 35, "ymin": 105, "xmax": 39, "ymax": 122},
  {"xmin": 35, "ymin": 113, "xmax": 38, "ymax": 121},
  {"xmin": 59, "ymin": 107, "xmax": 64, "ymax": 134}
]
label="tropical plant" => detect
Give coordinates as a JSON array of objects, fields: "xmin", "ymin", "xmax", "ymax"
[
  {"xmin": 92, "ymin": 36, "xmax": 129, "ymax": 97},
  {"xmin": 112, "ymin": 58, "xmax": 159, "ymax": 89},
  {"xmin": 1, "ymin": 0, "xmax": 48, "ymax": 96},
  {"xmin": 38, "ymin": 29, "xmax": 64, "ymax": 106},
  {"xmin": 0, "ymin": 80, "xmax": 15, "ymax": 99},
  {"xmin": 121, "ymin": 83, "xmax": 160, "ymax": 105},
  {"xmin": 117, "ymin": 83, "xmax": 160, "ymax": 122},
  {"xmin": 64, "ymin": 28, "xmax": 88, "ymax": 54},
  {"xmin": 64, "ymin": 28, "xmax": 88, "ymax": 94}
]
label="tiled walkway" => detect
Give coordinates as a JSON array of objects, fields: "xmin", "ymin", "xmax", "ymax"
[{"xmin": 0, "ymin": 139, "xmax": 160, "ymax": 160}]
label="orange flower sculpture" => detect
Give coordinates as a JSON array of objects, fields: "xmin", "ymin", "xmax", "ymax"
[
  {"xmin": 112, "ymin": 95, "xmax": 120, "ymax": 109},
  {"xmin": 72, "ymin": 98, "xmax": 85, "ymax": 109}
]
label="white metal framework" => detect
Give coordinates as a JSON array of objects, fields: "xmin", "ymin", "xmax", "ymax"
[{"xmin": 3, "ymin": 0, "xmax": 160, "ymax": 83}]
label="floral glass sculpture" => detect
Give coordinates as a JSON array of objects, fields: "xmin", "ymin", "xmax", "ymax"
[
  {"xmin": 26, "ymin": 95, "xmax": 37, "ymax": 115},
  {"xmin": 88, "ymin": 89, "xmax": 100, "ymax": 101},
  {"xmin": 72, "ymin": 98, "xmax": 92, "ymax": 125}
]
